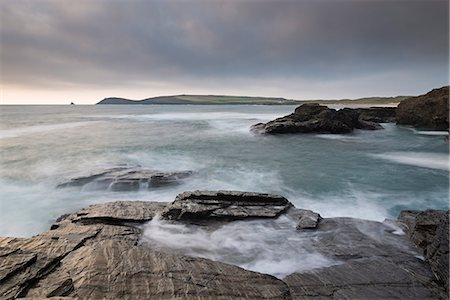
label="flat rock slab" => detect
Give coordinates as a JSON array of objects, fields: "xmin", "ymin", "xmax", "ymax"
[
  {"xmin": 284, "ymin": 257, "xmax": 437, "ymax": 299},
  {"xmin": 283, "ymin": 216, "xmax": 446, "ymax": 299},
  {"xmin": 57, "ymin": 166, "xmax": 192, "ymax": 191},
  {"xmin": 65, "ymin": 201, "xmax": 167, "ymax": 225},
  {"xmin": 161, "ymin": 190, "xmax": 292, "ymax": 221}
]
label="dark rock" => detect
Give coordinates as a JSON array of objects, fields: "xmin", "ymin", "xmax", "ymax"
[
  {"xmin": 398, "ymin": 209, "xmax": 449, "ymax": 292},
  {"xmin": 1, "ymin": 196, "xmax": 447, "ymax": 299},
  {"xmin": 396, "ymin": 86, "xmax": 449, "ymax": 130},
  {"xmin": 251, "ymin": 103, "xmax": 395, "ymax": 134},
  {"xmin": 161, "ymin": 190, "xmax": 292, "ymax": 221},
  {"xmin": 286, "ymin": 208, "xmax": 322, "ymax": 229},
  {"xmin": 284, "ymin": 258, "xmax": 438, "ymax": 299},
  {"xmin": 1, "ymin": 200, "xmax": 290, "ymax": 299},
  {"xmin": 351, "ymin": 107, "xmax": 397, "ymax": 123},
  {"xmin": 57, "ymin": 166, "xmax": 192, "ymax": 191},
  {"xmin": 284, "ymin": 217, "xmax": 446, "ymax": 299}
]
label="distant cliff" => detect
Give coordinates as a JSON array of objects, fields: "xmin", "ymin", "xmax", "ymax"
[
  {"xmin": 96, "ymin": 94, "xmax": 409, "ymax": 105},
  {"xmin": 97, "ymin": 95, "xmax": 297, "ymax": 105}
]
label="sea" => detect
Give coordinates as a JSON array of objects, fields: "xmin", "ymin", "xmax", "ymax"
[{"xmin": 0, "ymin": 104, "xmax": 448, "ymax": 277}]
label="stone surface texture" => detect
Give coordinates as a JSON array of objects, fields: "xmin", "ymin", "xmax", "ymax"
[
  {"xmin": 398, "ymin": 209, "xmax": 449, "ymax": 293},
  {"xmin": 0, "ymin": 192, "xmax": 447, "ymax": 299},
  {"xmin": 161, "ymin": 190, "xmax": 292, "ymax": 221}
]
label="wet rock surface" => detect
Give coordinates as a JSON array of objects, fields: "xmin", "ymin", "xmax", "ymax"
[
  {"xmin": 286, "ymin": 208, "xmax": 322, "ymax": 229},
  {"xmin": 251, "ymin": 103, "xmax": 396, "ymax": 134},
  {"xmin": 161, "ymin": 190, "xmax": 292, "ymax": 221},
  {"xmin": 396, "ymin": 86, "xmax": 449, "ymax": 130},
  {"xmin": 284, "ymin": 217, "xmax": 446, "ymax": 299},
  {"xmin": 56, "ymin": 166, "xmax": 192, "ymax": 191},
  {"xmin": 0, "ymin": 192, "xmax": 447, "ymax": 299},
  {"xmin": 398, "ymin": 209, "xmax": 449, "ymax": 293}
]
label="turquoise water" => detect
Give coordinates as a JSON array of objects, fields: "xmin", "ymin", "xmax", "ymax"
[{"xmin": 0, "ymin": 105, "xmax": 448, "ymax": 237}]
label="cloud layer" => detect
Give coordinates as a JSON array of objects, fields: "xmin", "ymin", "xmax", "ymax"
[{"xmin": 1, "ymin": 0, "xmax": 448, "ymax": 103}]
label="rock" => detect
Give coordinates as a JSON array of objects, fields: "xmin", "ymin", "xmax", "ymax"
[
  {"xmin": 352, "ymin": 107, "xmax": 397, "ymax": 123},
  {"xmin": 28, "ymin": 240, "xmax": 290, "ymax": 299},
  {"xmin": 286, "ymin": 208, "xmax": 322, "ymax": 229},
  {"xmin": 161, "ymin": 190, "xmax": 292, "ymax": 221},
  {"xmin": 1, "ymin": 196, "xmax": 447, "ymax": 299},
  {"xmin": 396, "ymin": 86, "xmax": 449, "ymax": 130},
  {"xmin": 251, "ymin": 103, "xmax": 394, "ymax": 134},
  {"xmin": 284, "ymin": 258, "xmax": 438, "ymax": 299},
  {"xmin": 64, "ymin": 201, "xmax": 166, "ymax": 225},
  {"xmin": 284, "ymin": 217, "xmax": 446, "ymax": 299},
  {"xmin": 398, "ymin": 209, "xmax": 449, "ymax": 292},
  {"xmin": 56, "ymin": 166, "xmax": 192, "ymax": 191},
  {"xmin": 1, "ymin": 200, "xmax": 290, "ymax": 299}
]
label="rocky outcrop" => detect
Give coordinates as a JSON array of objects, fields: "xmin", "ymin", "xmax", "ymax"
[
  {"xmin": 0, "ymin": 192, "xmax": 447, "ymax": 299},
  {"xmin": 161, "ymin": 190, "xmax": 292, "ymax": 221},
  {"xmin": 251, "ymin": 103, "xmax": 396, "ymax": 134},
  {"xmin": 398, "ymin": 210, "xmax": 449, "ymax": 293},
  {"xmin": 0, "ymin": 199, "xmax": 289, "ymax": 299},
  {"xmin": 396, "ymin": 86, "xmax": 449, "ymax": 130},
  {"xmin": 57, "ymin": 166, "xmax": 192, "ymax": 191}
]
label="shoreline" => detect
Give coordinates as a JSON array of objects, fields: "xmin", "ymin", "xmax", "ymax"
[{"xmin": 1, "ymin": 192, "xmax": 447, "ymax": 299}]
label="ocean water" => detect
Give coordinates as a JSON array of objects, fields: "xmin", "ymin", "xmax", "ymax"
[{"xmin": 0, "ymin": 105, "xmax": 448, "ymax": 276}]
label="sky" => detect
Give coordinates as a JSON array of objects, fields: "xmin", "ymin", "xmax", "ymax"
[{"xmin": 0, "ymin": 0, "xmax": 449, "ymax": 104}]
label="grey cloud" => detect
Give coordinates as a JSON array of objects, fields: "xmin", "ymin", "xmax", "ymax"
[{"xmin": 0, "ymin": 0, "xmax": 448, "ymax": 96}]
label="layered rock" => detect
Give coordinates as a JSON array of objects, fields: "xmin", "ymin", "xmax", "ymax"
[
  {"xmin": 398, "ymin": 210, "xmax": 449, "ymax": 292},
  {"xmin": 251, "ymin": 103, "xmax": 396, "ymax": 134},
  {"xmin": 57, "ymin": 166, "xmax": 192, "ymax": 191},
  {"xmin": 0, "ymin": 200, "xmax": 289, "ymax": 299},
  {"xmin": 397, "ymin": 86, "xmax": 449, "ymax": 130},
  {"xmin": 1, "ymin": 192, "xmax": 447, "ymax": 299},
  {"xmin": 161, "ymin": 190, "xmax": 292, "ymax": 221}
]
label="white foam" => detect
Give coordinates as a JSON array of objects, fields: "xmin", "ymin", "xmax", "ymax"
[
  {"xmin": 0, "ymin": 121, "xmax": 98, "ymax": 139},
  {"xmin": 141, "ymin": 215, "xmax": 338, "ymax": 278},
  {"xmin": 370, "ymin": 152, "xmax": 449, "ymax": 171},
  {"xmin": 289, "ymin": 188, "xmax": 390, "ymax": 222},
  {"xmin": 415, "ymin": 131, "xmax": 449, "ymax": 136},
  {"xmin": 315, "ymin": 134, "xmax": 359, "ymax": 141}
]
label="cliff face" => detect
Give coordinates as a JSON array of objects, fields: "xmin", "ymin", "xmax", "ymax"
[
  {"xmin": 397, "ymin": 86, "xmax": 449, "ymax": 130},
  {"xmin": 0, "ymin": 191, "xmax": 448, "ymax": 299}
]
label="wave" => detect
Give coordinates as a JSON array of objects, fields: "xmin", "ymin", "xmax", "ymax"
[
  {"xmin": 0, "ymin": 121, "xmax": 99, "ymax": 139},
  {"xmin": 370, "ymin": 151, "xmax": 449, "ymax": 171},
  {"xmin": 415, "ymin": 130, "xmax": 449, "ymax": 136}
]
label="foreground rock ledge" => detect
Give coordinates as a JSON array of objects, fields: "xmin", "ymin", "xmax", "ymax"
[{"xmin": 0, "ymin": 191, "xmax": 447, "ymax": 299}]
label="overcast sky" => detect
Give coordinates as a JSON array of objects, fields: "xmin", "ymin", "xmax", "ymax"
[{"xmin": 1, "ymin": 0, "xmax": 448, "ymax": 104}]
